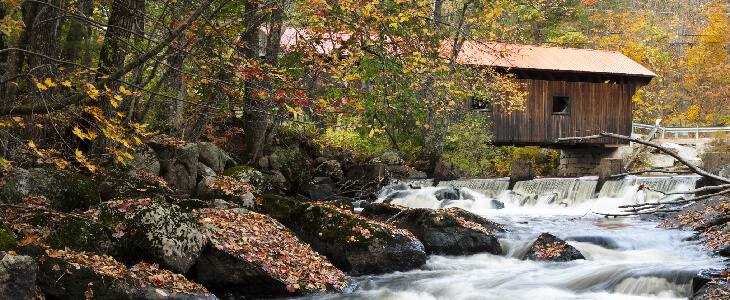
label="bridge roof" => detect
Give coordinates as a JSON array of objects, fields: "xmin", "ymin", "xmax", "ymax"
[{"xmin": 451, "ymin": 41, "xmax": 657, "ymax": 78}]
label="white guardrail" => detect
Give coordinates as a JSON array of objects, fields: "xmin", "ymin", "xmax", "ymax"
[{"xmin": 633, "ymin": 121, "xmax": 730, "ymax": 140}]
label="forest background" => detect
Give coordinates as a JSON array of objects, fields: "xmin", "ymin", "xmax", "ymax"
[{"xmin": 0, "ymin": 0, "xmax": 728, "ymax": 178}]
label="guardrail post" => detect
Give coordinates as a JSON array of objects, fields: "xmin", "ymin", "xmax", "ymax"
[{"xmin": 696, "ymin": 126, "xmax": 699, "ymax": 140}]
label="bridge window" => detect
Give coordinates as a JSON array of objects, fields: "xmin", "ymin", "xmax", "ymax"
[
  {"xmin": 552, "ymin": 95, "xmax": 570, "ymax": 115},
  {"xmin": 471, "ymin": 96, "xmax": 491, "ymax": 112}
]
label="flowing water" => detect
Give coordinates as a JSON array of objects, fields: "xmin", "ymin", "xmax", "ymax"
[{"xmin": 298, "ymin": 176, "xmax": 723, "ymax": 300}]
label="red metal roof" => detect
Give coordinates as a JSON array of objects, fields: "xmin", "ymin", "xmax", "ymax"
[
  {"xmin": 451, "ymin": 41, "xmax": 657, "ymax": 77},
  {"xmin": 265, "ymin": 27, "xmax": 656, "ymax": 77}
]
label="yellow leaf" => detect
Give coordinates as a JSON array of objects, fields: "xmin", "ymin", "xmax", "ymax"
[
  {"xmin": 61, "ymin": 81, "xmax": 72, "ymax": 87},
  {"xmin": 36, "ymin": 82, "xmax": 47, "ymax": 90},
  {"xmin": 134, "ymin": 137, "xmax": 142, "ymax": 145},
  {"xmin": 0, "ymin": 121, "xmax": 11, "ymax": 126},
  {"xmin": 28, "ymin": 140, "xmax": 36, "ymax": 148},
  {"xmin": 0, "ymin": 157, "xmax": 12, "ymax": 167},
  {"xmin": 44, "ymin": 78, "xmax": 56, "ymax": 87},
  {"xmin": 449, "ymin": 100, "xmax": 456, "ymax": 106},
  {"xmin": 123, "ymin": 152, "xmax": 133, "ymax": 159},
  {"xmin": 368, "ymin": 129, "xmax": 375, "ymax": 138},
  {"xmin": 35, "ymin": 124, "xmax": 43, "ymax": 128},
  {"xmin": 117, "ymin": 155, "xmax": 126, "ymax": 166},
  {"xmin": 7, "ymin": 251, "xmax": 16, "ymax": 255},
  {"xmin": 12, "ymin": 116, "xmax": 23, "ymax": 123},
  {"xmin": 75, "ymin": 149, "xmax": 83, "ymax": 157}
]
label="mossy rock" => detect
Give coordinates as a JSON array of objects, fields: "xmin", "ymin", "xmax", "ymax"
[
  {"xmin": 221, "ymin": 166, "xmax": 280, "ymax": 194},
  {"xmin": 326, "ymin": 199, "xmax": 354, "ymax": 212},
  {"xmin": 387, "ymin": 208, "xmax": 502, "ymax": 256},
  {"xmin": 284, "ymin": 202, "xmax": 427, "ymax": 274},
  {"xmin": 273, "ymin": 147, "xmax": 312, "ymax": 192},
  {"xmin": 0, "ymin": 222, "xmax": 17, "ymax": 251},
  {"xmin": 98, "ymin": 168, "xmax": 164, "ymax": 201},
  {"xmin": 256, "ymin": 194, "xmax": 298, "ymax": 221},
  {"xmin": 24, "ymin": 212, "xmax": 113, "ymax": 254},
  {"xmin": 360, "ymin": 203, "xmax": 408, "ymax": 222},
  {"xmin": 1, "ymin": 168, "xmax": 101, "ymax": 212}
]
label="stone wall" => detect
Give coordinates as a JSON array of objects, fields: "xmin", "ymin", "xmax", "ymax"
[
  {"xmin": 701, "ymin": 152, "xmax": 730, "ymax": 172},
  {"xmin": 556, "ymin": 148, "xmax": 620, "ymax": 177}
]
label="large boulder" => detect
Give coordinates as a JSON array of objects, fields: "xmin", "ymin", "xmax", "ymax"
[
  {"xmin": 0, "ymin": 252, "xmax": 36, "ymax": 300},
  {"xmin": 197, "ymin": 143, "xmax": 235, "ymax": 174},
  {"xmin": 259, "ymin": 198, "xmax": 427, "ymax": 275},
  {"xmin": 221, "ymin": 166, "xmax": 280, "ymax": 195},
  {"xmin": 192, "ymin": 209, "xmax": 349, "ymax": 298},
  {"xmin": 696, "ymin": 163, "xmax": 730, "ymax": 197},
  {"xmin": 522, "ymin": 233, "xmax": 585, "ymax": 262},
  {"xmin": 273, "ymin": 147, "xmax": 312, "ymax": 192},
  {"xmin": 660, "ymin": 196, "xmax": 729, "ymax": 231},
  {"xmin": 362, "ymin": 204, "xmax": 503, "ymax": 255},
  {"xmin": 24, "ymin": 212, "xmax": 114, "ymax": 255},
  {"xmin": 104, "ymin": 201, "xmax": 205, "ymax": 274},
  {"xmin": 37, "ymin": 248, "xmax": 215, "ymax": 300},
  {"xmin": 0, "ymin": 168, "xmax": 100, "ymax": 212},
  {"xmin": 148, "ymin": 139, "xmax": 199, "ymax": 196}
]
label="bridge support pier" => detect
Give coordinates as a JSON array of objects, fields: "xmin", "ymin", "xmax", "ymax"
[{"xmin": 556, "ymin": 147, "xmax": 620, "ymax": 177}]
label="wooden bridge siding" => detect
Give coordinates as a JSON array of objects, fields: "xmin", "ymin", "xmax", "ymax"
[{"xmin": 490, "ymin": 79, "xmax": 633, "ymax": 145}]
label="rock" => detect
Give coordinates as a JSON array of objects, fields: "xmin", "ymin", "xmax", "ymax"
[
  {"xmin": 691, "ymin": 268, "xmax": 725, "ymax": 296},
  {"xmin": 314, "ymin": 160, "xmax": 344, "ymax": 182},
  {"xmin": 0, "ymin": 223, "xmax": 16, "ymax": 251},
  {"xmin": 197, "ymin": 142, "xmax": 235, "ymax": 174},
  {"xmin": 491, "ymin": 200, "xmax": 505, "ymax": 209},
  {"xmin": 110, "ymin": 202, "xmax": 205, "ymax": 274},
  {"xmin": 336, "ymin": 150, "xmax": 357, "ymax": 170},
  {"xmin": 387, "ymin": 207, "xmax": 503, "ymax": 255},
  {"xmin": 691, "ymin": 276, "xmax": 730, "ymax": 300},
  {"xmin": 0, "ymin": 168, "xmax": 100, "ymax": 213},
  {"xmin": 175, "ymin": 199, "xmax": 209, "ymax": 213},
  {"xmin": 407, "ymin": 170, "xmax": 428, "ymax": 179},
  {"xmin": 0, "ymin": 252, "xmax": 36, "ymax": 300},
  {"xmin": 257, "ymin": 156, "xmax": 270, "ymax": 171},
  {"xmin": 36, "ymin": 250, "xmax": 215, "ymax": 300},
  {"xmin": 99, "ymin": 168, "xmax": 166, "ymax": 202},
  {"xmin": 273, "ymin": 147, "xmax": 312, "ymax": 192},
  {"xmin": 701, "ymin": 152, "xmax": 730, "ymax": 172},
  {"xmin": 435, "ymin": 188, "xmax": 459, "ymax": 200},
  {"xmin": 662, "ymin": 142, "xmax": 699, "ymax": 162},
  {"xmin": 360, "ymin": 203, "xmax": 405, "ymax": 222},
  {"xmin": 128, "ymin": 144, "xmax": 161, "ymax": 176},
  {"xmin": 565, "ymin": 236, "xmax": 619, "ymax": 249},
  {"xmin": 259, "ymin": 199, "xmax": 427, "ymax": 275},
  {"xmin": 268, "ymin": 154, "xmax": 283, "ymax": 171},
  {"xmin": 149, "ymin": 139, "xmax": 200, "ymax": 196},
  {"xmin": 696, "ymin": 164, "xmax": 730, "ymax": 197},
  {"xmin": 195, "ymin": 176, "xmax": 218, "ymax": 200},
  {"xmin": 233, "ymin": 192, "xmax": 256, "ymax": 208},
  {"xmin": 24, "ymin": 212, "xmax": 113, "ymax": 254},
  {"xmin": 433, "ymin": 161, "xmax": 466, "ymax": 186},
  {"xmin": 509, "ymin": 160, "xmax": 536, "ymax": 190},
  {"xmin": 301, "ymin": 177, "xmax": 337, "ymax": 201},
  {"xmin": 192, "ymin": 209, "xmax": 349, "ymax": 298},
  {"xmin": 371, "ymin": 150, "xmax": 407, "ymax": 165},
  {"xmin": 660, "ymin": 196, "xmax": 729, "ymax": 231},
  {"xmin": 522, "ymin": 233, "xmax": 585, "ymax": 262},
  {"xmin": 197, "ymin": 162, "xmax": 216, "ymax": 182},
  {"xmin": 221, "ymin": 166, "xmax": 279, "ymax": 195}
]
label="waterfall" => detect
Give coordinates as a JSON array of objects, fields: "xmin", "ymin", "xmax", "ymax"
[
  {"xmin": 436, "ymin": 178, "xmax": 510, "ymax": 198},
  {"xmin": 597, "ymin": 175, "xmax": 700, "ymax": 203},
  {"xmin": 504, "ymin": 178, "xmax": 598, "ymax": 207}
]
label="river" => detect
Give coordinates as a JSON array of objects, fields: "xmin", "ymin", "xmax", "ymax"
[{"xmin": 296, "ymin": 176, "xmax": 724, "ymax": 300}]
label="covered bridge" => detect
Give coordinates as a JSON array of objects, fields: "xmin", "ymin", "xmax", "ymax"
[{"xmin": 456, "ymin": 42, "xmax": 657, "ymax": 147}]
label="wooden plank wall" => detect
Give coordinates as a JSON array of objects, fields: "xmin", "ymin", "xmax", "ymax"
[{"xmin": 490, "ymin": 79, "xmax": 634, "ymax": 146}]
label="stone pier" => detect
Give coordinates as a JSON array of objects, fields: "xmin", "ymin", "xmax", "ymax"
[{"xmin": 556, "ymin": 147, "xmax": 620, "ymax": 177}]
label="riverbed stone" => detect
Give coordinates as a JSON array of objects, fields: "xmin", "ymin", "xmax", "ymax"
[
  {"xmin": 0, "ymin": 252, "xmax": 36, "ymax": 300},
  {"xmin": 522, "ymin": 233, "xmax": 585, "ymax": 262},
  {"xmin": 259, "ymin": 199, "xmax": 426, "ymax": 275}
]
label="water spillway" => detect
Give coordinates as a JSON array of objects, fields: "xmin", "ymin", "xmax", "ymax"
[{"xmin": 295, "ymin": 175, "xmax": 722, "ymax": 300}]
